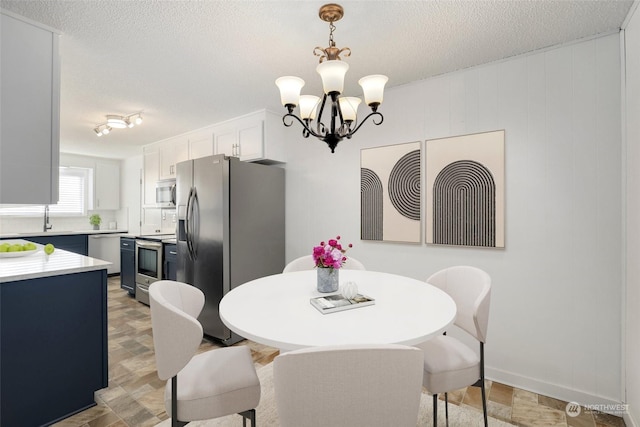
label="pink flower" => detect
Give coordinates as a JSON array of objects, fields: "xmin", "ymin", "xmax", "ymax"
[{"xmin": 312, "ymin": 235, "xmax": 353, "ymax": 269}]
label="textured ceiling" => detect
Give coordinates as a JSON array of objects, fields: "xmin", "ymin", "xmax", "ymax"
[{"xmin": 1, "ymin": 0, "xmax": 635, "ymax": 159}]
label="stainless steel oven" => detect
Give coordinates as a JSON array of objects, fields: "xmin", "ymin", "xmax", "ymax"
[{"xmin": 135, "ymin": 239, "xmax": 163, "ymax": 305}]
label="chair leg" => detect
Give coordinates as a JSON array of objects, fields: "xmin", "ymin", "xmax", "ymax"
[
  {"xmin": 172, "ymin": 419, "xmax": 187, "ymax": 427},
  {"xmin": 433, "ymin": 393, "xmax": 437, "ymax": 426},
  {"xmin": 444, "ymin": 392, "xmax": 449, "ymax": 427},
  {"xmin": 480, "ymin": 342, "xmax": 488, "ymax": 427},
  {"xmin": 171, "ymin": 376, "xmax": 188, "ymax": 427},
  {"xmin": 239, "ymin": 409, "xmax": 256, "ymax": 427},
  {"xmin": 481, "ymin": 380, "xmax": 488, "ymax": 427}
]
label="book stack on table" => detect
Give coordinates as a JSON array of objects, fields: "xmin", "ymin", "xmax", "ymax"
[{"xmin": 310, "ymin": 293, "xmax": 375, "ymax": 314}]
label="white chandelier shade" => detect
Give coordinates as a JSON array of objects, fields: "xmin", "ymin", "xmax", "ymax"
[
  {"xmin": 338, "ymin": 96, "xmax": 361, "ymax": 122},
  {"xmin": 275, "ymin": 76, "xmax": 305, "ymax": 107},
  {"xmin": 358, "ymin": 74, "xmax": 389, "ymax": 107},
  {"xmin": 316, "ymin": 60, "xmax": 349, "ymax": 94},
  {"xmin": 299, "ymin": 95, "xmax": 321, "ymax": 120}
]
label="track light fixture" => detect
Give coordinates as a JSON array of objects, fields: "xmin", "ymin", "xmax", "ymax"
[
  {"xmin": 94, "ymin": 124, "xmax": 112, "ymax": 137},
  {"xmin": 93, "ymin": 112, "xmax": 143, "ymax": 136}
]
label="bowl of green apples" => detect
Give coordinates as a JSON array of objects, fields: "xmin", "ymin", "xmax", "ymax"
[{"xmin": 0, "ymin": 239, "xmax": 43, "ymax": 258}]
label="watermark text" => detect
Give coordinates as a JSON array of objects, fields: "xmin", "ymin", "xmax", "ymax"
[{"xmin": 566, "ymin": 402, "xmax": 628, "ymax": 417}]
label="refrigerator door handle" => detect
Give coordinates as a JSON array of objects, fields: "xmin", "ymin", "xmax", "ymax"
[
  {"xmin": 190, "ymin": 188, "xmax": 199, "ymax": 260},
  {"xmin": 185, "ymin": 186, "xmax": 195, "ymax": 261}
]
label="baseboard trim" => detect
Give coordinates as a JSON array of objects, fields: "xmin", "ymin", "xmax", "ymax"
[
  {"xmin": 625, "ymin": 412, "xmax": 638, "ymax": 427},
  {"xmin": 486, "ymin": 366, "xmax": 623, "ymax": 414}
]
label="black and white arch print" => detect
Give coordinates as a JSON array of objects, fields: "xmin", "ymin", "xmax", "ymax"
[
  {"xmin": 426, "ymin": 130, "xmax": 505, "ymax": 248},
  {"xmin": 360, "ymin": 142, "xmax": 422, "ymax": 243}
]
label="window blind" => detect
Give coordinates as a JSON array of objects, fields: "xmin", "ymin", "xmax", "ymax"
[{"xmin": 0, "ymin": 167, "xmax": 91, "ymax": 216}]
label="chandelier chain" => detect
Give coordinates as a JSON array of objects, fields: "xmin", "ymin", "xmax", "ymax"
[{"xmin": 328, "ymin": 21, "xmax": 336, "ymax": 47}]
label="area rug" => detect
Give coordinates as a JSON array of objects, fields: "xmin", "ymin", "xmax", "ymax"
[{"xmin": 156, "ymin": 363, "xmax": 515, "ymax": 426}]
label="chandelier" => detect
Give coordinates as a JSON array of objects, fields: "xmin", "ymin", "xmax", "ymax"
[{"xmin": 275, "ymin": 3, "xmax": 388, "ymax": 153}]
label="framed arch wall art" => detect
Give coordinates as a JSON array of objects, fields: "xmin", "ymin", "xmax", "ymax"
[
  {"xmin": 361, "ymin": 141, "xmax": 421, "ymax": 243},
  {"xmin": 425, "ymin": 130, "xmax": 505, "ymax": 248}
]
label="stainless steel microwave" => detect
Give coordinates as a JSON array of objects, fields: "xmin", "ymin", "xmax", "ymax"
[{"xmin": 156, "ymin": 179, "xmax": 176, "ymax": 207}]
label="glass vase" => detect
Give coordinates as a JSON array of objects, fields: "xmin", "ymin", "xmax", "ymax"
[{"xmin": 317, "ymin": 268, "xmax": 339, "ymax": 293}]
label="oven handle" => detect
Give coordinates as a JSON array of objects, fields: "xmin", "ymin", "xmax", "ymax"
[{"xmin": 136, "ymin": 240, "xmax": 162, "ymax": 249}]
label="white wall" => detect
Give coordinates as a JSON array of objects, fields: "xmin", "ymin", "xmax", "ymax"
[
  {"xmin": 625, "ymin": 3, "xmax": 640, "ymax": 426},
  {"xmin": 284, "ymin": 34, "xmax": 623, "ymax": 405}
]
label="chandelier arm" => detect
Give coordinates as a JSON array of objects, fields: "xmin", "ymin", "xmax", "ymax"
[
  {"xmin": 315, "ymin": 94, "xmax": 329, "ymax": 136},
  {"xmin": 317, "ymin": 121, "xmax": 327, "ymax": 136},
  {"xmin": 302, "ymin": 119, "xmax": 311, "ymax": 138},
  {"xmin": 282, "ymin": 113, "xmax": 323, "ymax": 139},
  {"xmin": 330, "ymin": 95, "xmax": 339, "ymax": 137},
  {"xmin": 346, "ymin": 111, "xmax": 384, "ymax": 137},
  {"xmin": 334, "ymin": 93, "xmax": 345, "ymax": 130},
  {"xmin": 337, "ymin": 122, "xmax": 352, "ymax": 137}
]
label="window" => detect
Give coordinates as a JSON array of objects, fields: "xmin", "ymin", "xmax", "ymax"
[{"xmin": 0, "ymin": 167, "xmax": 92, "ymax": 216}]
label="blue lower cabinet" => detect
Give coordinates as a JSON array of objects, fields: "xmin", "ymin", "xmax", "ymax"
[
  {"xmin": 0, "ymin": 269, "xmax": 108, "ymax": 426},
  {"xmin": 23, "ymin": 234, "xmax": 89, "ymax": 256},
  {"xmin": 164, "ymin": 243, "xmax": 177, "ymax": 281}
]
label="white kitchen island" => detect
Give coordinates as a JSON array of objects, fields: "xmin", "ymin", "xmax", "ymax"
[{"xmin": 0, "ymin": 248, "xmax": 111, "ymax": 426}]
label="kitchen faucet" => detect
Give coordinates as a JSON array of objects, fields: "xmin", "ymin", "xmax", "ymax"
[{"xmin": 43, "ymin": 205, "xmax": 52, "ymax": 232}]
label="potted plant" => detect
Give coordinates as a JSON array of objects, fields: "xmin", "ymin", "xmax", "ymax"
[
  {"xmin": 89, "ymin": 214, "xmax": 102, "ymax": 230},
  {"xmin": 312, "ymin": 235, "xmax": 352, "ymax": 293}
]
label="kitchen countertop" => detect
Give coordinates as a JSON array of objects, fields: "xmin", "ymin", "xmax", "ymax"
[
  {"xmin": 120, "ymin": 233, "xmax": 176, "ymax": 243},
  {"xmin": 0, "ymin": 229, "xmax": 128, "ymax": 239},
  {"xmin": 0, "ymin": 248, "xmax": 111, "ymax": 282}
]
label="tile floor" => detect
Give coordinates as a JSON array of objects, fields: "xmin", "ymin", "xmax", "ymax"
[{"xmin": 53, "ymin": 276, "xmax": 626, "ymax": 427}]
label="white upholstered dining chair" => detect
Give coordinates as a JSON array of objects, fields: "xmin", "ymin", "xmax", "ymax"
[
  {"xmin": 149, "ymin": 280, "xmax": 260, "ymax": 427},
  {"xmin": 416, "ymin": 266, "xmax": 491, "ymax": 427},
  {"xmin": 273, "ymin": 343, "xmax": 424, "ymax": 427},
  {"xmin": 282, "ymin": 254, "xmax": 366, "ymax": 273}
]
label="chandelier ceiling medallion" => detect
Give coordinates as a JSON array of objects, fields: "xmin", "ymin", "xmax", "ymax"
[{"xmin": 275, "ymin": 3, "xmax": 388, "ymax": 153}]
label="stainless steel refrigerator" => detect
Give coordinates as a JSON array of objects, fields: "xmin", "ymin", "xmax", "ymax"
[{"xmin": 175, "ymin": 155, "xmax": 285, "ymax": 344}]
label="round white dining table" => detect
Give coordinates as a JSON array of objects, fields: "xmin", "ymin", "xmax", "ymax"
[{"xmin": 219, "ymin": 270, "xmax": 457, "ymax": 351}]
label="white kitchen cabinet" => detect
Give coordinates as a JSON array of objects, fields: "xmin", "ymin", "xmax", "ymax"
[
  {"xmin": 143, "ymin": 147, "xmax": 160, "ymax": 206},
  {"xmin": 0, "ymin": 11, "xmax": 61, "ymax": 204},
  {"xmin": 94, "ymin": 162, "xmax": 120, "ymax": 210},
  {"xmin": 188, "ymin": 128, "xmax": 214, "ymax": 160},
  {"xmin": 159, "ymin": 137, "xmax": 189, "ymax": 179},
  {"xmin": 213, "ymin": 110, "xmax": 285, "ymax": 163}
]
